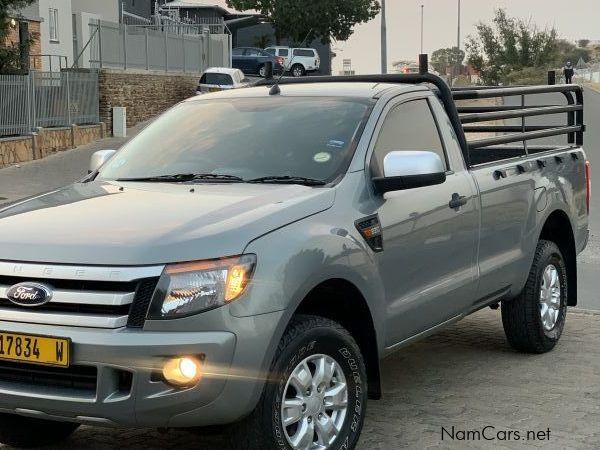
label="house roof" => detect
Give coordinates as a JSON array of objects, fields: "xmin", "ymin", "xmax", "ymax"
[{"xmin": 163, "ymin": 0, "xmax": 258, "ymax": 15}]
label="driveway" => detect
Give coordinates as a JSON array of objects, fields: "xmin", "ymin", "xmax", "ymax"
[{"xmin": 2, "ymin": 308, "xmax": 598, "ymax": 450}]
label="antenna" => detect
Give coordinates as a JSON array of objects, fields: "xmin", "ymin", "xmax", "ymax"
[{"xmin": 269, "ymin": 29, "xmax": 314, "ymax": 95}]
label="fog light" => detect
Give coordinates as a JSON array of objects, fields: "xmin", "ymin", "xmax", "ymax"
[{"xmin": 162, "ymin": 357, "xmax": 202, "ymax": 387}]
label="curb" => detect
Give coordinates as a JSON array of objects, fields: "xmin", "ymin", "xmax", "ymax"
[{"xmin": 571, "ymin": 307, "xmax": 600, "ymax": 316}]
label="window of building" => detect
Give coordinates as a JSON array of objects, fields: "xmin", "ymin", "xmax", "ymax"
[{"xmin": 49, "ymin": 8, "xmax": 59, "ymax": 42}]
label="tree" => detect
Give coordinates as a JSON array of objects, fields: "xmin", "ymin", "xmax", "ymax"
[
  {"xmin": 466, "ymin": 9, "xmax": 558, "ymax": 85},
  {"xmin": 226, "ymin": 0, "xmax": 380, "ymax": 45},
  {"xmin": 431, "ymin": 47, "xmax": 465, "ymax": 74},
  {"xmin": 556, "ymin": 39, "xmax": 591, "ymax": 65},
  {"xmin": 578, "ymin": 39, "xmax": 590, "ymax": 48},
  {"xmin": 0, "ymin": 0, "xmax": 36, "ymax": 74}
]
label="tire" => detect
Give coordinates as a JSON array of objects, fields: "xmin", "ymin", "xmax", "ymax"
[
  {"xmin": 291, "ymin": 64, "xmax": 306, "ymax": 77},
  {"xmin": 501, "ymin": 240, "xmax": 568, "ymax": 353},
  {"xmin": 0, "ymin": 414, "xmax": 79, "ymax": 448},
  {"xmin": 258, "ymin": 65, "xmax": 267, "ymax": 78},
  {"xmin": 230, "ymin": 315, "xmax": 368, "ymax": 450}
]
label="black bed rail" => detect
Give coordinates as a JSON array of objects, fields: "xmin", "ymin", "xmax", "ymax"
[
  {"xmin": 259, "ymin": 74, "xmax": 585, "ymax": 167},
  {"xmin": 452, "ymin": 83, "xmax": 584, "ymax": 150}
]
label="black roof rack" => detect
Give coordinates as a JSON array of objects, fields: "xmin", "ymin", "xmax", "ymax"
[{"xmin": 259, "ymin": 74, "xmax": 585, "ymax": 168}]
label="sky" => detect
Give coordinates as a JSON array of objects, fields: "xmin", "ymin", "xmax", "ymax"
[{"xmin": 331, "ymin": 0, "xmax": 599, "ymax": 74}]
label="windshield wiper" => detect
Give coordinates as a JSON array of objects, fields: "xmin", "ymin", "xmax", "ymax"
[
  {"xmin": 246, "ymin": 176, "xmax": 327, "ymax": 186},
  {"xmin": 115, "ymin": 173, "xmax": 244, "ymax": 183}
]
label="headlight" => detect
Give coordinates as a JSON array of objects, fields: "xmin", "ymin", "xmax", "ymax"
[{"xmin": 148, "ymin": 254, "xmax": 256, "ymax": 319}]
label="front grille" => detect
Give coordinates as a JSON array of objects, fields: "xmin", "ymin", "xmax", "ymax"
[
  {"xmin": 0, "ymin": 361, "xmax": 97, "ymax": 393},
  {"xmin": 0, "ymin": 275, "xmax": 138, "ymax": 292},
  {"xmin": 0, "ymin": 298, "xmax": 130, "ymax": 316},
  {"xmin": 0, "ymin": 262, "xmax": 163, "ymax": 329},
  {"xmin": 127, "ymin": 278, "xmax": 160, "ymax": 328}
]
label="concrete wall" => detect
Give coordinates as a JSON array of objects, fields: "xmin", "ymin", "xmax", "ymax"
[
  {"xmin": 0, "ymin": 124, "xmax": 105, "ymax": 169},
  {"xmin": 98, "ymin": 69, "xmax": 199, "ymax": 133}
]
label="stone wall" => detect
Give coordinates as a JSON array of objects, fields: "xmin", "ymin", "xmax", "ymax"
[
  {"xmin": 98, "ymin": 69, "xmax": 200, "ymax": 133},
  {"xmin": 0, "ymin": 124, "xmax": 105, "ymax": 169}
]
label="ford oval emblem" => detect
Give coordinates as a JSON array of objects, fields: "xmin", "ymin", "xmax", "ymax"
[{"xmin": 6, "ymin": 282, "xmax": 53, "ymax": 307}]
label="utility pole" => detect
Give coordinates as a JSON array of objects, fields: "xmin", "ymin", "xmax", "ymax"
[
  {"xmin": 420, "ymin": 5, "xmax": 424, "ymax": 54},
  {"xmin": 457, "ymin": 0, "xmax": 461, "ymax": 50},
  {"xmin": 381, "ymin": 0, "xmax": 387, "ymax": 74}
]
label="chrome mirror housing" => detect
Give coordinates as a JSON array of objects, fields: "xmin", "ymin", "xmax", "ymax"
[
  {"xmin": 373, "ymin": 151, "xmax": 446, "ymax": 194},
  {"xmin": 89, "ymin": 150, "xmax": 117, "ymax": 174}
]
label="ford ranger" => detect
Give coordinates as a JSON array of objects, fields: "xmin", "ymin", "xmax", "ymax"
[{"xmin": 0, "ymin": 74, "xmax": 589, "ymax": 450}]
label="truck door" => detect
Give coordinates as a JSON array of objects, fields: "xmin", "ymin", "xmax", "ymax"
[{"xmin": 369, "ymin": 94, "xmax": 480, "ymax": 347}]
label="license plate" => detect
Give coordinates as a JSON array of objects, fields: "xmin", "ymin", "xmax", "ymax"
[
  {"xmin": 209, "ymin": 87, "xmax": 220, "ymax": 92},
  {"xmin": 0, "ymin": 332, "xmax": 70, "ymax": 367}
]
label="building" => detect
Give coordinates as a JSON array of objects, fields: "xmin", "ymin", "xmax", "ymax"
[
  {"xmin": 162, "ymin": 0, "xmax": 333, "ymax": 75},
  {"xmin": 3, "ymin": 14, "xmax": 43, "ymax": 70},
  {"xmin": 14, "ymin": 0, "xmax": 154, "ymax": 71},
  {"xmin": 18, "ymin": 0, "xmax": 73, "ymax": 70}
]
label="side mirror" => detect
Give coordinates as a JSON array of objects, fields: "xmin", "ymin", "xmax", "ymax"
[
  {"xmin": 89, "ymin": 150, "xmax": 117, "ymax": 174},
  {"xmin": 373, "ymin": 151, "xmax": 446, "ymax": 194}
]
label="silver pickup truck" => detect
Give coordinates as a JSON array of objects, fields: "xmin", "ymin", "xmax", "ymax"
[{"xmin": 0, "ymin": 74, "xmax": 589, "ymax": 450}]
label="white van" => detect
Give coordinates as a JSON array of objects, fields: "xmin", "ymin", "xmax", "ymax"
[{"xmin": 265, "ymin": 46, "xmax": 320, "ymax": 77}]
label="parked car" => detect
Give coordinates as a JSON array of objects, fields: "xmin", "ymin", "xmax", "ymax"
[
  {"xmin": 265, "ymin": 46, "xmax": 321, "ymax": 76},
  {"xmin": 231, "ymin": 47, "xmax": 284, "ymax": 77},
  {"xmin": 196, "ymin": 67, "xmax": 249, "ymax": 95},
  {"xmin": 0, "ymin": 74, "xmax": 588, "ymax": 450}
]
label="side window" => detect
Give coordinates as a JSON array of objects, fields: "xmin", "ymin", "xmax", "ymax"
[
  {"xmin": 293, "ymin": 49, "xmax": 314, "ymax": 57},
  {"xmin": 232, "ymin": 48, "xmax": 244, "ymax": 56},
  {"xmin": 245, "ymin": 49, "xmax": 262, "ymax": 56},
  {"xmin": 371, "ymin": 99, "xmax": 447, "ymax": 177},
  {"xmin": 279, "ymin": 49, "xmax": 289, "ymax": 57},
  {"xmin": 265, "ymin": 48, "xmax": 276, "ymax": 55}
]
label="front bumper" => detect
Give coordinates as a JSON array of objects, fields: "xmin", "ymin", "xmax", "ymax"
[{"xmin": 0, "ymin": 308, "xmax": 285, "ymax": 428}]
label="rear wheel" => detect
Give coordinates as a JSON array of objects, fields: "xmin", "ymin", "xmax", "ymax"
[
  {"xmin": 502, "ymin": 240, "xmax": 568, "ymax": 353},
  {"xmin": 258, "ymin": 65, "xmax": 267, "ymax": 78},
  {"xmin": 291, "ymin": 64, "xmax": 306, "ymax": 77},
  {"xmin": 230, "ymin": 315, "xmax": 367, "ymax": 450},
  {"xmin": 0, "ymin": 414, "xmax": 79, "ymax": 448}
]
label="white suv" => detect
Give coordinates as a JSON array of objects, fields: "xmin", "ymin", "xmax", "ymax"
[{"xmin": 265, "ymin": 46, "xmax": 320, "ymax": 77}]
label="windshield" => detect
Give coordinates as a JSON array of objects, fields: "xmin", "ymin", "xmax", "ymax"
[{"xmin": 99, "ymin": 97, "xmax": 373, "ymax": 184}]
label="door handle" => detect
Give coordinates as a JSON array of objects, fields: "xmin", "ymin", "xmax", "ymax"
[{"xmin": 449, "ymin": 193, "xmax": 468, "ymax": 209}]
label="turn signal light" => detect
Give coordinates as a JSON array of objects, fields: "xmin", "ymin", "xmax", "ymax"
[
  {"xmin": 355, "ymin": 215, "xmax": 383, "ymax": 252},
  {"xmin": 162, "ymin": 357, "xmax": 203, "ymax": 387}
]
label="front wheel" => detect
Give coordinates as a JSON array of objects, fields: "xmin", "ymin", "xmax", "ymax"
[
  {"xmin": 230, "ymin": 315, "xmax": 367, "ymax": 450},
  {"xmin": 0, "ymin": 414, "xmax": 79, "ymax": 448},
  {"xmin": 502, "ymin": 240, "xmax": 568, "ymax": 353},
  {"xmin": 291, "ymin": 64, "xmax": 306, "ymax": 77}
]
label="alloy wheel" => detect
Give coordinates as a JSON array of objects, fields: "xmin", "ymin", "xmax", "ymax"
[
  {"xmin": 281, "ymin": 354, "xmax": 348, "ymax": 450},
  {"xmin": 539, "ymin": 264, "xmax": 561, "ymax": 331}
]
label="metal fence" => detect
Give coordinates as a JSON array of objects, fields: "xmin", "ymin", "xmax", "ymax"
[
  {"xmin": 85, "ymin": 20, "xmax": 230, "ymax": 73},
  {"xmin": 0, "ymin": 71, "xmax": 99, "ymax": 137}
]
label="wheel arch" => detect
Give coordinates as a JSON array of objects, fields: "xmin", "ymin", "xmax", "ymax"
[
  {"xmin": 293, "ymin": 278, "xmax": 382, "ymax": 400},
  {"xmin": 538, "ymin": 209, "xmax": 577, "ymax": 306}
]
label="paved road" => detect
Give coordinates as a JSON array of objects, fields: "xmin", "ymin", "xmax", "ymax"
[
  {"xmin": 3, "ymin": 308, "xmax": 599, "ymax": 450},
  {"xmin": 1, "ymin": 88, "xmax": 600, "ymax": 449}
]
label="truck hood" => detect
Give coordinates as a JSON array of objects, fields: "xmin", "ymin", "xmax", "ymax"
[{"xmin": 0, "ymin": 181, "xmax": 335, "ymax": 265}]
